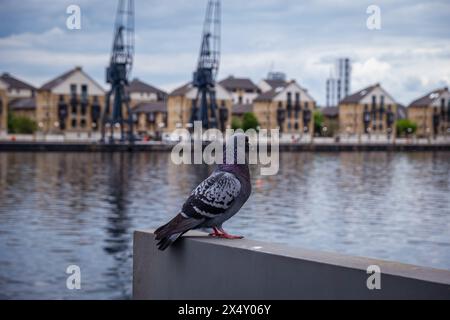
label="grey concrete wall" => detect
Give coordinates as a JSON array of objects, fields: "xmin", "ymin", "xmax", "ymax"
[{"xmin": 133, "ymin": 229, "xmax": 450, "ymax": 300}]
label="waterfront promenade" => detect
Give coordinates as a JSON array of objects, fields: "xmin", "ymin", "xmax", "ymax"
[{"xmin": 1, "ymin": 135, "xmax": 449, "ymax": 152}]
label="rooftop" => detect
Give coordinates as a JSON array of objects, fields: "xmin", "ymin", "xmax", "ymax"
[
  {"xmin": 39, "ymin": 66, "xmax": 103, "ymax": 92},
  {"xmin": 232, "ymin": 103, "xmax": 253, "ymax": 115},
  {"xmin": 0, "ymin": 73, "xmax": 35, "ymax": 91},
  {"xmin": 127, "ymin": 78, "xmax": 167, "ymax": 99},
  {"xmin": 9, "ymin": 97, "xmax": 36, "ymax": 110},
  {"xmin": 169, "ymin": 82, "xmax": 193, "ymax": 96},
  {"xmin": 408, "ymin": 87, "xmax": 449, "ymax": 108},
  {"xmin": 219, "ymin": 76, "xmax": 259, "ymax": 92},
  {"xmin": 133, "ymin": 101, "xmax": 167, "ymax": 114},
  {"xmin": 321, "ymin": 106, "xmax": 339, "ymax": 117},
  {"xmin": 340, "ymin": 83, "xmax": 380, "ymax": 104}
]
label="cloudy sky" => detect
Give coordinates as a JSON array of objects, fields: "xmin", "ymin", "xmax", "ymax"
[{"xmin": 0, "ymin": 0, "xmax": 449, "ymax": 105}]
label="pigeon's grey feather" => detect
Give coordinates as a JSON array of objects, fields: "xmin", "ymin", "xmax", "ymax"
[
  {"xmin": 155, "ymin": 133, "xmax": 252, "ymax": 250},
  {"xmin": 182, "ymin": 172, "xmax": 241, "ymax": 219}
]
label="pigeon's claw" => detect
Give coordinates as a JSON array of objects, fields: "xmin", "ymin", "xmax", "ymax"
[{"xmin": 209, "ymin": 227, "xmax": 222, "ymax": 237}]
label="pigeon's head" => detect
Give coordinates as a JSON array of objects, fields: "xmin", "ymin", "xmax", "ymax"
[{"xmin": 223, "ymin": 132, "xmax": 250, "ymax": 165}]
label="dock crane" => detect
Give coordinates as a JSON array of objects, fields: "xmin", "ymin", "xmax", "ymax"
[
  {"xmin": 101, "ymin": 0, "xmax": 135, "ymax": 143},
  {"xmin": 190, "ymin": 0, "xmax": 228, "ymax": 131}
]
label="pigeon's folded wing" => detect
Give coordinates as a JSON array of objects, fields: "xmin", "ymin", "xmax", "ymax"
[{"xmin": 182, "ymin": 172, "xmax": 241, "ymax": 219}]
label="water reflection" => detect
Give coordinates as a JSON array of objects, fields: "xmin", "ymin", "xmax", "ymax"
[
  {"xmin": 0, "ymin": 151, "xmax": 449, "ymax": 299},
  {"xmin": 102, "ymin": 153, "xmax": 132, "ymax": 299}
]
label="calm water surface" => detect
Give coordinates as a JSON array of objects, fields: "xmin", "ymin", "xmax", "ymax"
[{"xmin": 0, "ymin": 152, "xmax": 449, "ymax": 299}]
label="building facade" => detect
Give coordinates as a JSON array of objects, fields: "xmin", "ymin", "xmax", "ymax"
[
  {"xmin": 167, "ymin": 82, "xmax": 233, "ymax": 132},
  {"xmin": 0, "ymin": 73, "xmax": 37, "ymax": 133},
  {"xmin": 128, "ymin": 78, "xmax": 167, "ymax": 107},
  {"xmin": 336, "ymin": 58, "xmax": 351, "ymax": 100},
  {"xmin": 36, "ymin": 67, "xmax": 105, "ymax": 134},
  {"xmin": 339, "ymin": 83, "xmax": 397, "ymax": 137},
  {"xmin": 320, "ymin": 106, "xmax": 339, "ymax": 137},
  {"xmin": 132, "ymin": 101, "xmax": 168, "ymax": 138},
  {"xmin": 325, "ymin": 58, "xmax": 351, "ymax": 107},
  {"xmin": 253, "ymin": 81, "xmax": 316, "ymax": 136},
  {"xmin": 127, "ymin": 78, "xmax": 168, "ymax": 137},
  {"xmin": 0, "ymin": 72, "xmax": 36, "ymax": 100},
  {"xmin": 407, "ymin": 87, "xmax": 450, "ymax": 138}
]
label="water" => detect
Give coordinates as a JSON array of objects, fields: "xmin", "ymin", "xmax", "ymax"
[{"xmin": 0, "ymin": 151, "xmax": 449, "ymax": 299}]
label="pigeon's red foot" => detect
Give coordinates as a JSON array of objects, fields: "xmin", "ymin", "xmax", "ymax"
[
  {"xmin": 209, "ymin": 227, "xmax": 243, "ymax": 239},
  {"xmin": 216, "ymin": 227, "xmax": 244, "ymax": 239},
  {"xmin": 218, "ymin": 233, "xmax": 244, "ymax": 239},
  {"xmin": 209, "ymin": 227, "xmax": 222, "ymax": 237}
]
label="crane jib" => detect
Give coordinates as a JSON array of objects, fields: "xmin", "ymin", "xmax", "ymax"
[{"xmin": 191, "ymin": 0, "xmax": 225, "ymax": 131}]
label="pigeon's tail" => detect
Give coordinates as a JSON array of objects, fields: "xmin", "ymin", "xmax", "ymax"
[{"xmin": 154, "ymin": 213, "xmax": 204, "ymax": 251}]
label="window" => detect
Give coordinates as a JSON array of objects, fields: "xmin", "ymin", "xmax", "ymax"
[
  {"xmin": 80, "ymin": 119, "xmax": 86, "ymax": 128},
  {"xmin": 287, "ymin": 92, "xmax": 292, "ymax": 117},
  {"xmin": 71, "ymin": 118, "xmax": 77, "ymax": 128},
  {"xmin": 287, "ymin": 92, "xmax": 292, "ymax": 104},
  {"xmin": 81, "ymin": 85, "xmax": 88, "ymax": 116},
  {"xmin": 81, "ymin": 84, "xmax": 88, "ymax": 103},
  {"xmin": 70, "ymin": 84, "xmax": 78, "ymax": 114}
]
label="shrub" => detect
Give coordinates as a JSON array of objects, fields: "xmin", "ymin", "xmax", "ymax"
[
  {"xmin": 313, "ymin": 110, "xmax": 324, "ymax": 135},
  {"xmin": 231, "ymin": 117, "xmax": 242, "ymax": 130},
  {"xmin": 396, "ymin": 119, "xmax": 417, "ymax": 137},
  {"xmin": 242, "ymin": 112, "xmax": 259, "ymax": 131},
  {"xmin": 8, "ymin": 114, "xmax": 38, "ymax": 134}
]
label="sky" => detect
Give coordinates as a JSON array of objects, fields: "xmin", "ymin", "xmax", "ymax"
[{"xmin": 0, "ymin": 0, "xmax": 449, "ymax": 106}]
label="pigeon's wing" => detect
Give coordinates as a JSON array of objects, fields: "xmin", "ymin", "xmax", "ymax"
[{"xmin": 182, "ymin": 172, "xmax": 241, "ymax": 219}]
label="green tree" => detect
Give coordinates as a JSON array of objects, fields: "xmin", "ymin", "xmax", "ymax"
[
  {"xmin": 396, "ymin": 119, "xmax": 417, "ymax": 137},
  {"xmin": 8, "ymin": 113, "xmax": 38, "ymax": 134},
  {"xmin": 313, "ymin": 110, "xmax": 324, "ymax": 135},
  {"xmin": 241, "ymin": 112, "xmax": 259, "ymax": 131},
  {"xmin": 231, "ymin": 116, "xmax": 242, "ymax": 130}
]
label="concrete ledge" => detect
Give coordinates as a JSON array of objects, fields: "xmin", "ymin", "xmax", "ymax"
[{"xmin": 133, "ymin": 230, "xmax": 450, "ymax": 300}]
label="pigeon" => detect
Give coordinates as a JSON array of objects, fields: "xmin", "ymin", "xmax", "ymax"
[{"xmin": 155, "ymin": 133, "xmax": 252, "ymax": 250}]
